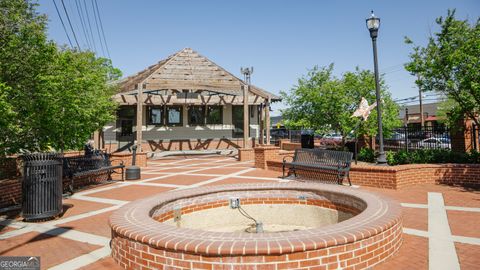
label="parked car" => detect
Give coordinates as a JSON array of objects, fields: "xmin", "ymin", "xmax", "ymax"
[
  {"xmin": 319, "ymin": 133, "xmax": 343, "ymax": 147},
  {"xmin": 416, "ymin": 137, "xmax": 451, "ymax": 149},
  {"xmin": 270, "ymin": 129, "xmax": 289, "ymax": 138},
  {"xmin": 391, "ymin": 132, "xmax": 405, "ymax": 140},
  {"xmin": 323, "ymin": 133, "xmax": 343, "ymax": 140},
  {"xmin": 384, "ymin": 132, "xmax": 410, "ymax": 147}
]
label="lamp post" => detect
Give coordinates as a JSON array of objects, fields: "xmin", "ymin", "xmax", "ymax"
[
  {"xmin": 241, "ymin": 67, "xmax": 253, "ymax": 148},
  {"xmin": 366, "ymin": 10, "xmax": 387, "ymax": 165}
]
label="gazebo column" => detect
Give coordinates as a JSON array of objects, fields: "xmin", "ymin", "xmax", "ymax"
[
  {"xmin": 259, "ymin": 104, "xmax": 264, "ymax": 144},
  {"xmin": 265, "ymin": 97, "xmax": 271, "ymax": 145},
  {"xmin": 136, "ymin": 84, "xmax": 144, "ymax": 151},
  {"xmin": 93, "ymin": 130, "xmax": 100, "ymax": 149},
  {"xmin": 243, "ymin": 85, "xmax": 249, "ymax": 148}
]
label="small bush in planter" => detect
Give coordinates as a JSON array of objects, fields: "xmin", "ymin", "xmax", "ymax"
[
  {"xmin": 358, "ymin": 148, "xmax": 479, "ymax": 165},
  {"xmin": 358, "ymin": 148, "xmax": 375, "ymax": 163}
]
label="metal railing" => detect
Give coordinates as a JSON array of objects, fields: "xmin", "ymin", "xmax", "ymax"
[
  {"xmin": 472, "ymin": 124, "xmax": 479, "ymax": 151},
  {"xmin": 269, "ymin": 129, "xmax": 301, "ymax": 145},
  {"xmin": 381, "ymin": 126, "xmax": 451, "ymax": 151}
]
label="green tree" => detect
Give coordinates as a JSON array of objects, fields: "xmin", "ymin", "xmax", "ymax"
[
  {"xmin": 405, "ymin": 10, "xmax": 480, "ymax": 127},
  {"xmin": 37, "ymin": 49, "xmax": 121, "ymax": 151},
  {"xmin": 0, "ymin": 83, "xmax": 19, "ymax": 154},
  {"xmin": 281, "ymin": 64, "xmax": 400, "ymax": 145},
  {"xmin": 0, "ymin": 0, "xmax": 57, "ymax": 153},
  {"xmin": 0, "ymin": 0, "xmax": 121, "ymax": 155}
]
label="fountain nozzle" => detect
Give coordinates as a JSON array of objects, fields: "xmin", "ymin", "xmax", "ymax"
[{"xmin": 256, "ymin": 222, "xmax": 264, "ymax": 233}]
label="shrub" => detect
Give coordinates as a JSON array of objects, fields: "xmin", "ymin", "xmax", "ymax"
[
  {"xmin": 467, "ymin": 150, "xmax": 480, "ymax": 163},
  {"xmin": 386, "ymin": 151, "xmax": 396, "ymax": 165},
  {"xmin": 357, "ymin": 148, "xmax": 375, "ymax": 163},
  {"xmin": 357, "ymin": 148, "xmax": 480, "ymax": 165},
  {"xmin": 385, "ymin": 149, "xmax": 478, "ymax": 165}
]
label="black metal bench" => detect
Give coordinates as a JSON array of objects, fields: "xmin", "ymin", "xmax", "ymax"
[
  {"xmin": 63, "ymin": 151, "xmax": 125, "ymax": 193},
  {"xmin": 283, "ymin": 149, "xmax": 353, "ymax": 185}
]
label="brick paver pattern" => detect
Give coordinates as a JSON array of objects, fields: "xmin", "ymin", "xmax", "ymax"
[{"xmin": 0, "ymin": 155, "xmax": 479, "ymax": 269}]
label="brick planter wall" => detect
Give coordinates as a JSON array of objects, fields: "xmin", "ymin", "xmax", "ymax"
[
  {"xmin": 109, "ymin": 183, "xmax": 402, "ymax": 270},
  {"xmin": 0, "ymin": 178, "xmax": 22, "ymax": 209},
  {"xmin": 282, "ymin": 142, "xmax": 302, "ymax": 151},
  {"xmin": 266, "ymin": 160, "xmax": 480, "ymax": 189},
  {"xmin": 111, "ymin": 152, "xmax": 147, "ymax": 167},
  {"xmin": 0, "ymin": 157, "xmax": 21, "ymax": 209},
  {"xmin": 0, "ymin": 158, "xmax": 18, "ymax": 179},
  {"xmin": 237, "ymin": 148, "xmax": 254, "ymax": 161},
  {"xmin": 254, "ymin": 145, "xmax": 280, "ymax": 169}
]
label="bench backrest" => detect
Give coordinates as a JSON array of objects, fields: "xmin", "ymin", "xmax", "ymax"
[
  {"xmin": 293, "ymin": 148, "xmax": 353, "ymax": 169},
  {"xmin": 62, "ymin": 152, "xmax": 111, "ymax": 177}
]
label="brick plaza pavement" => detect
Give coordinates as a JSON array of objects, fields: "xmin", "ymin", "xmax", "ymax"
[{"xmin": 1, "ymin": 155, "xmax": 479, "ymax": 269}]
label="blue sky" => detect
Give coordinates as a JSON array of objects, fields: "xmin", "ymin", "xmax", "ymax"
[{"xmin": 38, "ymin": 0, "xmax": 479, "ymax": 115}]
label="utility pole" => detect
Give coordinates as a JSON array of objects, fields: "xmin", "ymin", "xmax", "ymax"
[{"xmin": 418, "ymin": 75, "xmax": 424, "ymax": 128}]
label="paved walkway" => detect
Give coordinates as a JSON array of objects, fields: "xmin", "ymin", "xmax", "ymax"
[{"xmin": 0, "ymin": 155, "xmax": 479, "ymax": 269}]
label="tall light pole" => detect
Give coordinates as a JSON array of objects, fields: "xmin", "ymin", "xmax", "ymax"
[
  {"xmin": 241, "ymin": 67, "xmax": 253, "ymax": 148},
  {"xmin": 366, "ymin": 11, "xmax": 387, "ymax": 165}
]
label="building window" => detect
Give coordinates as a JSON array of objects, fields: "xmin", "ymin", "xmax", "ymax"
[
  {"xmin": 232, "ymin": 105, "xmax": 244, "ymax": 138},
  {"xmin": 188, "ymin": 106, "xmax": 205, "ymax": 125},
  {"xmin": 206, "ymin": 106, "xmax": 223, "ymax": 124},
  {"xmin": 167, "ymin": 106, "xmax": 183, "ymax": 126},
  {"xmin": 147, "ymin": 106, "xmax": 163, "ymax": 125}
]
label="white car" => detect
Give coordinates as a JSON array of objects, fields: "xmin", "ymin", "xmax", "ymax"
[
  {"xmin": 323, "ymin": 133, "xmax": 343, "ymax": 140},
  {"xmin": 416, "ymin": 137, "xmax": 451, "ymax": 149}
]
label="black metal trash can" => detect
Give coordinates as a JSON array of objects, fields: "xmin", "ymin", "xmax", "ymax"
[
  {"xmin": 301, "ymin": 134, "xmax": 314, "ymax": 149},
  {"xmin": 22, "ymin": 153, "xmax": 63, "ymax": 221}
]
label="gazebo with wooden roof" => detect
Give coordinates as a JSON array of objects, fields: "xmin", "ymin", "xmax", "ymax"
[{"xmin": 106, "ymin": 48, "xmax": 280, "ymax": 152}]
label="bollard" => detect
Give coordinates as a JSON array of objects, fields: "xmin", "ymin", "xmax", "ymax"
[{"xmin": 125, "ymin": 145, "xmax": 141, "ymax": 180}]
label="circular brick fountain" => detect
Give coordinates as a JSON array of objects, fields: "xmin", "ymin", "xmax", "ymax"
[{"xmin": 109, "ymin": 183, "xmax": 402, "ymax": 269}]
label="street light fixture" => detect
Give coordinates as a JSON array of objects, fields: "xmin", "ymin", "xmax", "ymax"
[{"xmin": 366, "ymin": 10, "xmax": 387, "ymax": 165}]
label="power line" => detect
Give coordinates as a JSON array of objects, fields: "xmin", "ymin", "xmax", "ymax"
[
  {"xmin": 91, "ymin": 0, "xmax": 106, "ymax": 57},
  {"xmin": 52, "ymin": 0, "xmax": 73, "ymax": 47},
  {"xmin": 93, "ymin": 0, "xmax": 111, "ymax": 59},
  {"xmin": 394, "ymin": 92, "xmax": 443, "ymax": 103},
  {"xmin": 381, "ymin": 63, "xmax": 406, "ymax": 73},
  {"xmin": 83, "ymin": 0, "xmax": 97, "ymax": 54},
  {"xmin": 396, "ymin": 98, "xmax": 444, "ymax": 105},
  {"xmin": 75, "ymin": 0, "xmax": 92, "ymax": 50},
  {"xmin": 382, "ymin": 67, "xmax": 405, "ymax": 75},
  {"xmin": 68, "ymin": 0, "xmax": 89, "ymax": 50},
  {"xmin": 60, "ymin": 0, "xmax": 81, "ymax": 50}
]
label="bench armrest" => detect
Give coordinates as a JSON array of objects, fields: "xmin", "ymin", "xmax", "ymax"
[
  {"xmin": 282, "ymin": 156, "xmax": 294, "ymax": 164},
  {"xmin": 109, "ymin": 158, "xmax": 124, "ymax": 166}
]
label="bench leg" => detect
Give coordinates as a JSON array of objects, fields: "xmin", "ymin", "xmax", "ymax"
[
  {"xmin": 121, "ymin": 168, "xmax": 124, "ymax": 181},
  {"xmin": 69, "ymin": 177, "xmax": 74, "ymax": 195},
  {"xmin": 282, "ymin": 162, "xmax": 286, "ymax": 178},
  {"xmin": 347, "ymin": 173, "xmax": 352, "ymax": 186}
]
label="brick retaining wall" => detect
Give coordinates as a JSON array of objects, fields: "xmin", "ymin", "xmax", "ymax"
[
  {"xmin": 266, "ymin": 160, "xmax": 480, "ymax": 189},
  {"xmin": 111, "ymin": 152, "xmax": 147, "ymax": 168},
  {"xmin": 237, "ymin": 148, "xmax": 254, "ymax": 161},
  {"xmin": 0, "ymin": 152, "xmax": 143, "ymax": 210},
  {"xmin": 0, "ymin": 178, "xmax": 22, "ymax": 209}
]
